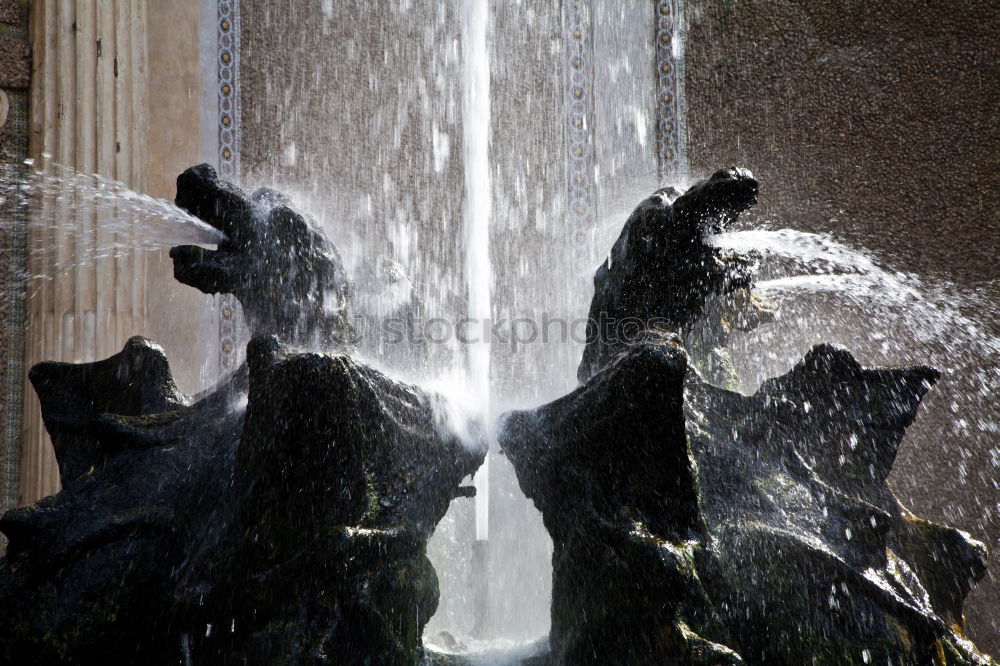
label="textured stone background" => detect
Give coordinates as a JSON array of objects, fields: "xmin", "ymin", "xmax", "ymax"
[
  {"xmin": 0, "ymin": 0, "xmax": 27, "ymax": 519},
  {"xmin": 686, "ymin": 0, "xmax": 999, "ymax": 651}
]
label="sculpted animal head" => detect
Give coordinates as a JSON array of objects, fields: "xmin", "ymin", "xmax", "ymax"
[{"xmin": 170, "ymin": 164, "xmax": 353, "ymax": 349}]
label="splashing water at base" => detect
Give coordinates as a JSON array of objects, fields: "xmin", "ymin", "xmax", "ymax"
[
  {"xmin": 423, "ymin": 635, "xmax": 549, "ymax": 665},
  {"xmin": 1, "ymin": 159, "xmax": 227, "ymax": 283}
]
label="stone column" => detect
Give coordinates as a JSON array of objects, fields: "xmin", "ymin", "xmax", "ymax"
[{"xmin": 22, "ymin": 0, "xmax": 149, "ymax": 503}]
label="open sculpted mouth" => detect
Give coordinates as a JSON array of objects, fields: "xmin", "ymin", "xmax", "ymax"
[{"xmin": 169, "ymin": 164, "xmax": 353, "ymax": 349}]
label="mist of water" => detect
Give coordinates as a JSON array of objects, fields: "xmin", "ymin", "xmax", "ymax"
[
  {"xmin": 712, "ymin": 228, "xmax": 999, "ymax": 396},
  {"xmin": 1, "ymin": 159, "xmax": 226, "ymax": 284},
  {"xmin": 711, "ymin": 228, "xmax": 999, "ymax": 609}
]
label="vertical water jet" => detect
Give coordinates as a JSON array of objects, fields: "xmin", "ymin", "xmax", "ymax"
[
  {"xmin": 461, "ymin": 0, "xmax": 493, "ymax": 545},
  {"xmin": 460, "ymin": 0, "xmax": 493, "ymax": 639}
]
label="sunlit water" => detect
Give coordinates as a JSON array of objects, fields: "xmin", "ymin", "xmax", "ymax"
[
  {"xmin": 1, "ymin": 160, "xmax": 226, "ymax": 284},
  {"xmin": 712, "ymin": 228, "xmax": 999, "ymax": 418},
  {"xmin": 712, "ymin": 228, "xmax": 999, "ymax": 623},
  {"xmin": 9, "ymin": 1, "xmax": 998, "ymax": 658}
]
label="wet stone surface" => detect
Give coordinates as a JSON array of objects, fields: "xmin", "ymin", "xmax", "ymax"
[
  {"xmin": 0, "ymin": 168, "xmax": 992, "ymax": 665},
  {"xmin": 0, "ymin": 168, "xmax": 484, "ymax": 665},
  {"xmin": 501, "ymin": 173, "xmax": 993, "ymax": 665}
]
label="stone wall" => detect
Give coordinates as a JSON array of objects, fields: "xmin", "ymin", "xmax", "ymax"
[
  {"xmin": 685, "ymin": 0, "xmax": 999, "ymax": 651},
  {"xmin": 0, "ymin": 0, "xmax": 28, "ymax": 515}
]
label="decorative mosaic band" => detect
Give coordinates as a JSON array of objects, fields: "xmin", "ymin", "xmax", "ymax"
[
  {"xmin": 217, "ymin": 0, "xmax": 240, "ymax": 371},
  {"xmin": 655, "ymin": 0, "xmax": 686, "ymax": 181},
  {"xmin": 563, "ymin": 0, "xmax": 596, "ymax": 247},
  {"xmin": 1, "ymin": 4, "xmax": 30, "ymax": 514},
  {"xmin": 1, "ymin": 89, "xmax": 28, "ymax": 513}
]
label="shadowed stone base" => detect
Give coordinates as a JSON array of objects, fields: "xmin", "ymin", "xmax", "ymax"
[
  {"xmin": 0, "ymin": 335, "xmax": 484, "ymax": 665},
  {"xmin": 501, "ymin": 342, "xmax": 989, "ymax": 665}
]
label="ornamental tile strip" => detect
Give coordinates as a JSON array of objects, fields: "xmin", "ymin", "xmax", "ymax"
[
  {"xmin": 217, "ymin": 0, "xmax": 240, "ymax": 371},
  {"xmin": 655, "ymin": 0, "xmax": 686, "ymax": 181},
  {"xmin": 563, "ymin": 0, "xmax": 596, "ymax": 249}
]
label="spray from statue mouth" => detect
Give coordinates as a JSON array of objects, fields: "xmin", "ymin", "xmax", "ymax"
[
  {"xmin": 0, "ymin": 160, "xmax": 227, "ymax": 283},
  {"xmin": 7, "ymin": 158, "xmax": 995, "ymax": 664}
]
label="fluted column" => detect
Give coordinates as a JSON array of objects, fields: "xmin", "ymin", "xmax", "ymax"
[{"xmin": 23, "ymin": 0, "xmax": 148, "ymax": 503}]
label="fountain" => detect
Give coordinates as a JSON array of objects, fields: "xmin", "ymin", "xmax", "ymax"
[
  {"xmin": 0, "ymin": 165, "xmax": 485, "ymax": 665},
  {"xmin": 0, "ymin": 162, "xmax": 992, "ymax": 665},
  {"xmin": 501, "ymin": 168, "xmax": 991, "ymax": 664}
]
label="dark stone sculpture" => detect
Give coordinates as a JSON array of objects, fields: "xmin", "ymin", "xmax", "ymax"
[
  {"xmin": 0, "ymin": 167, "xmax": 484, "ymax": 665},
  {"xmin": 501, "ymin": 170, "xmax": 993, "ymax": 665},
  {"xmin": 0, "ymin": 339, "xmax": 246, "ymax": 664},
  {"xmin": 170, "ymin": 164, "xmax": 354, "ymax": 349},
  {"xmin": 503, "ymin": 341, "xmax": 990, "ymax": 664},
  {"xmin": 1, "ymin": 163, "xmax": 992, "ymax": 665},
  {"xmin": 188, "ymin": 336, "xmax": 483, "ymax": 664},
  {"xmin": 27, "ymin": 336, "xmax": 187, "ymax": 485},
  {"xmin": 685, "ymin": 344, "xmax": 988, "ymax": 664},
  {"xmin": 502, "ymin": 340, "xmax": 740, "ymax": 665},
  {"xmin": 579, "ymin": 167, "xmax": 774, "ymax": 385}
]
